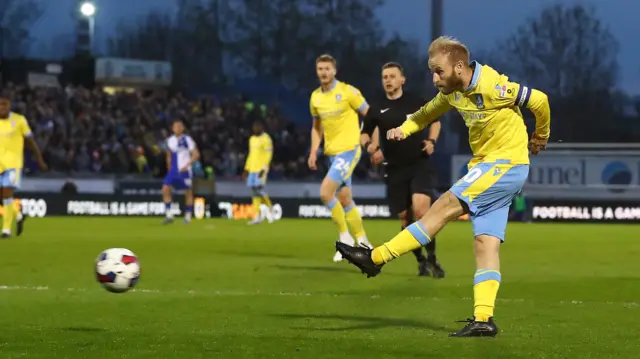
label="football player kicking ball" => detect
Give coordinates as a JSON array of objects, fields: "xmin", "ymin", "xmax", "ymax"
[
  {"xmin": 308, "ymin": 54, "xmax": 373, "ymax": 261},
  {"xmin": 336, "ymin": 36, "xmax": 551, "ymax": 337},
  {"xmin": 162, "ymin": 119, "xmax": 200, "ymax": 224}
]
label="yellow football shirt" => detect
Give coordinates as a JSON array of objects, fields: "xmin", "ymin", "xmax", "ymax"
[
  {"xmin": 0, "ymin": 112, "xmax": 32, "ymax": 171},
  {"xmin": 310, "ymin": 80, "xmax": 367, "ymax": 156},
  {"xmin": 400, "ymin": 62, "xmax": 551, "ymax": 167},
  {"xmin": 244, "ymin": 133, "xmax": 273, "ymax": 173}
]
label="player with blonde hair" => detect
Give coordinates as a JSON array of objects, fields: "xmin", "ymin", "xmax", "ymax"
[
  {"xmin": 308, "ymin": 54, "xmax": 373, "ymax": 261},
  {"xmin": 336, "ymin": 37, "xmax": 551, "ymax": 337}
]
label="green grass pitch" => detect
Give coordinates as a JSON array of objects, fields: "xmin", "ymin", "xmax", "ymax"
[{"xmin": 0, "ymin": 217, "xmax": 639, "ymax": 358}]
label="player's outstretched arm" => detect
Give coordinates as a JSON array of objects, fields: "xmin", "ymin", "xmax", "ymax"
[
  {"xmin": 346, "ymin": 84, "xmax": 369, "ymax": 117},
  {"xmin": 263, "ymin": 137, "xmax": 273, "ymax": 173},
  {"xmin": 189, "ymin": 148, "xmax": 200, "ymax": 167},
  {"xmin": 308, "ymin": 118, "xmax": 323, "ymax": 170},
  {"xmin": 21, "ymin": 118, "xmax": 47, "ymax": 171},
  {"xmin": 369, "ymin": 127, "xmax": 380, "ymax": 151},
  {"xmin": 360, "ymin": 111, "xmax": 379, "ymax": 154},
  {"xmin": 494, "ymin": 81, "xmax": 551, "ymax": 154},
  {"xmin": 520, "ymin": 87, "xmax": 551, "ymax": 155},
  {"xmin": 398, "ymin": 93, "xmax": 451, "ymax": 139},
  {"xmin": 307, "ymin": 95, "xmax": 323, "ymax": 169},
  {"xmin": 526, "ymin": 89, "xmax": 551, "ymax": 139},
  {"xmin": 310, "ymin": 119, "xmax": 323, "ymax": 155},
  {"xmin": 25, "ymin": 136, "xmax": 47, "ymax": 171},
  {"xmin": 165, "ymin": 150, "xmax": 172, "ymax": 172}
]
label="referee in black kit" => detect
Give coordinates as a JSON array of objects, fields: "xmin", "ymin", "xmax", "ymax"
[{"xmin": 361, "ymin": 62, "xmax": 445, "ymax": 278}]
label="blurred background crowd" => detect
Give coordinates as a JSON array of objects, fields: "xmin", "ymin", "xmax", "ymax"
[
  {"xmin": 5, "ymin": 82, "xmax": 379, "ymax": 181},
  {"xmin": 3, "ymin": 0, "xmax": 640, "ymax": 185}
]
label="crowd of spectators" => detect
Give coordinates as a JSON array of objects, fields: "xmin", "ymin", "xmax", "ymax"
[{"xmin": 2, "ymin": 83, "xmax": 380, "ymax": 181}]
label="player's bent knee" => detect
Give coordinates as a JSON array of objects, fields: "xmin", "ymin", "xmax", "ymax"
[
  {"xmin": 319, "ymin": 180, "xmax": 339, "ymax": 204},
  {"xmin": 474, "ymin": 235, "xmax": 502, "ymax": 256},
  {"xmin": 319, "ymin": 189, "xmax": 334, "ymax": 204},
  {"xmin": 337, "ymin": 188, "xmax": 352, "ymax": 207},
  {"xmin": 475, "ymin": 234, "xmax": 502, "ymax": 244},
  {"xmin": 2, "ymin": 188, "xmax": 14, "ymax": 198}
]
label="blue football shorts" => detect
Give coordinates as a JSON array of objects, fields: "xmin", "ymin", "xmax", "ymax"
[
  {"xmin": 450, "ymin": 160, "xmax": 529, "ymax": 241},
  {"xmin": 326, "ymin": 146, "xmax": 361, "ymax": 188},
  {"xmin": 246, "ymin": 171, "xmax": 267, "ymax": 188},
  {"xmin": 162, "ymin": 171, "xmax": 193, "ymax": 190},
  {"xmin": 0, "ymin": 168, "xmax": 22, "ymax": 189}
]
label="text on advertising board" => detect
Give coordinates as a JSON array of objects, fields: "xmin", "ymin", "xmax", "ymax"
[
  {"xmin": 217, "ymin": 202, "xmax": 283, "ymax": 220},
  {"xmin": 532, "ymin": 205, "xmax": 640, "ymax": 221}
]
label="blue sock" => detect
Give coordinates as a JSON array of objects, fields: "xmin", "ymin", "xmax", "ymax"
[
  {"xmin": 184, "ymin": 205, "xmax": 193, "ymax": 221},
  {"xmin": 165, "ymin": 202, "xmax": 172, "ymax": 218}
]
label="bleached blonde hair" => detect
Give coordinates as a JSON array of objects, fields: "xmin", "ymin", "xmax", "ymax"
[
  {"xmin": 428, "ymin": 36, "xmax": 470, "ymax": 65},
  {"xmin": 316, "ymin": 54, "xmax": 337, "ymax": 68}
]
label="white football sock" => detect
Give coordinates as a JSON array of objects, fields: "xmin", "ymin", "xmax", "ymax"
[{"xmin": 339, "ymin": 232, "xmax": 355, "ymax": 246}]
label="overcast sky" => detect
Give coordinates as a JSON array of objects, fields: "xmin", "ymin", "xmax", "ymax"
[{"xmin": 28, "ymin": 0, "xmax": 640, "ymax": 94}]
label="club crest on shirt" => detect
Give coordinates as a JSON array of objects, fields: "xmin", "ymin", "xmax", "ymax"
[
  {"xmin": 455, "ymin": 93, "xmax": 461, "ymax": 102},
  {"xmin": 335, "ymin": 94, "xmax": 342, "ymax": 102},
  {"xmin": 475, "ymin": 94, "xmax": 485, "ymax": 109},
  {"xmin": 10, "ymin": 120, "xmax": 15, "ymax": 127}
]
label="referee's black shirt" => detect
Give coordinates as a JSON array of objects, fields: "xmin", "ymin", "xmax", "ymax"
[{"xmin": 362, "ymin": 92, "xmax": 439, "ymax": 167}]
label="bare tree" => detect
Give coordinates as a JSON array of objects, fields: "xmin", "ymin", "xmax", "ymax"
[
  {"xmin": 499, "ymin": 4, "xmax": 619, "ymax": 97},
  {"xmin": 0, "ymin": 0, "xmax": 43, "ymax": 58},
  {"xmin": 108, "ymin": 0, "xmax": 230, "ymax": 86},
  {"xmin": 494, "ymin": 4, "xmax": 623, "ymax": 142}
]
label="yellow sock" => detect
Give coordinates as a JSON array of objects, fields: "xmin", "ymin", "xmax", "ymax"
[
  {"xmin": 473, "ymin": 269, "xmax": 502, "ymax": 322},
  {"xmin": 261, "ymin": 194, "xmax": 273, "ymax": 208},
  {"xmin": 371, "ymin": 222, "xmax": 429, "ymax": 265},
  {"xmin": 13, "ymin": 201, "xmax": 22, "ymax": 221},
  {"xmin": 327, "ymin": 198, "xmax": 348, "ymax": 233},
  {"xmin": 251, "ymin": 197, "xmax": 261, "ymax": 219},
  {"xmin": 344, "ymin": 202, "xmax": 366, "ymax": 238},
  {"xmin": 2, "ymin": 198, "xmax": 14, "ymax": 234}
]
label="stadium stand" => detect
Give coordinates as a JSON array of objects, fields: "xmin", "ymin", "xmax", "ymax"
[{"xmin": 2, "ymin": 83, "xmax": 378, "ymax": 181}]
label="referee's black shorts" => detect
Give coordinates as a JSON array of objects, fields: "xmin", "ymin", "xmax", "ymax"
[{"xmin": 384, "ymin": 158, "xmax": 438, "ymax": 216}]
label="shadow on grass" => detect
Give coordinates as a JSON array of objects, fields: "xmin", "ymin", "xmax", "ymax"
[
  {"xmin": 269, "ymin": 264, "xmax": 414, "ymax": 277},
  {"xmin": 213, "ymin": 250, "xmax": 297, "ymax": 259},
  {"xmin": 274, "ymin": 313, "xmax": 448, "ymax": 332}
]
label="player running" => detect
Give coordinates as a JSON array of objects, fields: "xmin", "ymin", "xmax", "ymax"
[
  {"xmin": 361, "ymin": 62, "xmax": 445, "ymax": 278},
  {"xmin": 243, "ymin": 120, "xmax": 275, "ymax": 225},
  {"xmin": 162, "ymin": 119, "xmax": 199, "ymax": 224},
  {"xmin": 0, "ymin": 91, "xmax": 47, "ymax": 238},
  {"xmin": 336, "ymin": 36, "xmax": 550, "ymax": 337},
  {"xmin": 308, "ymin": 54, "xmax": 372, "ymax": 262}
]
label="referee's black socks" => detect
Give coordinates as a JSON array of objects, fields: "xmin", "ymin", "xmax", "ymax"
[{"xmin": 425, "ymin": 237, "xmax": 436, "ymax": 261}]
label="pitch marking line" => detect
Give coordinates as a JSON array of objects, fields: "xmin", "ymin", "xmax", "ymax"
[{"xmin": 0, "ymin": 285, "xmax": 638, "ymax": 308}]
